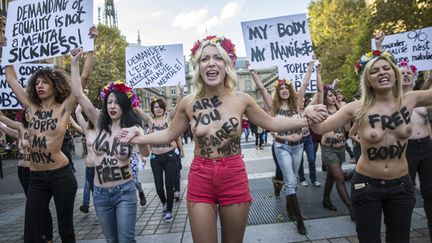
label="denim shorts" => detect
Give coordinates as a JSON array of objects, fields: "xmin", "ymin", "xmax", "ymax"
[
  {"xmin": 187, "ymin": 154, "xmax": 253, "ymax": 206},
  {"xmin": 321, "ymin": 145, "xmax": 346, "ymax": 166}
]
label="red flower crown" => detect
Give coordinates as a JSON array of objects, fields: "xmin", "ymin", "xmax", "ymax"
[
  {"xmin": 398, "ymin": 60, "xmax": 417, "ymax": 75},
  {"xmin": 273, "ymin": 79, "xmax": 292, "ymax": 88},
  {"xmin": 100, "ymin": 80, "xmax": 140, "ymax": 108},
  {"xmin": 190, "ymin": 35, "xmax": 237, "ymax": 66},
  {"xmin": 354, "ymin": 50, "xmax": 397, "ymax": 76}
]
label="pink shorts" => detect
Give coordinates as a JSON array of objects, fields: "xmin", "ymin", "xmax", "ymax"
[{"xmin": 187, "ymin": 154, "xmax": 253, "ymax": 206}]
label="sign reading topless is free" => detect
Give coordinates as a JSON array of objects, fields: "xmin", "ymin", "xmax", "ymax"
[
  {"xmin": 1, "ymin": 0, "xmax": 94, "ymax": 65},
  {"xmin": 0, "ymin": 64, "xmax": 54, "ymax": 110},
  {"xmin": 371, "ymin": 27, "xmax": 432, "ymax": 71},
  {"xmin": 125, "ymin": 44, "xmax": 185, "ymax": 88},
  {"xmin": 241, "ymin": 14, "xmax": 317, "ymax": 93}
]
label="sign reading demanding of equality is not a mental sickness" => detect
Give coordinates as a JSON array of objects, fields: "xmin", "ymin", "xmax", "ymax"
[
  {"xmin": 1, "ymin": 0, "xmax": 94, "ymax": 65},
  {"xmin": 241, "ymin": 14, "xmax": 317, "ymax": 92}
]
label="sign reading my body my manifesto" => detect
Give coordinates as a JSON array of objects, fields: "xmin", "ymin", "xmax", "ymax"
[
  {"xmin": 371, "ymin": 27, "xmax": 432, "ymax": 71},
  {"xmin": 0, "ymin": 64, "xmax": 54, "ymax": 109},
  {"xmin": 1, "ymin": 0, "xmax": 94, "ymax": 65},
  {"xmin": 241, "ymin": 14, "xmax": 317, "ymax": 92},
  {"xmin": 126, "ymin": 44, "xmax": 185, "ymax": 88}
]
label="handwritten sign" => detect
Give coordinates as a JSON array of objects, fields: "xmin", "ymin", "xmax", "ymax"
[
  {"xmin": 1, "ymin": 0, "xmax": 94, "ymax": 65},
  {"xmin": 126, "ymin": 44, "xmax": 185, "ymax": 88},
  {"xmin": 0, "ymin": 64, "xmax": 54, "ymax": 109},
  {"xmin": 241, "ymin": 14, "xmax": 316, "ymax": 92},
  {"xmin": 371, "ymin": 27, "xmax": 432, "ymax": 71}
]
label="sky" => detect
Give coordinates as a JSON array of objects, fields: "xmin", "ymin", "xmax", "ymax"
[{"xmin": 92, "ymin": 0, "xmax": 312, "ymax": 57}]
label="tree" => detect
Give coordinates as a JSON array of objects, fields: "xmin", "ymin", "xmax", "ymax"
[{"xmin": 65, "ymin": 24, "xmax": 128, "ymax": 105}]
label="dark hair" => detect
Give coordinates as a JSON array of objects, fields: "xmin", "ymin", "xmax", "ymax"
[
  {"xmin": 18, "ymin": 108, "xmax": 29, "ymax": 128},
  {"xmin": 98, "ymin": 91, "xmax": 142, "ymax": 134},
  {"xmin": 150, "ymin": 98, "xmax": 166, "ymax": 117},
  {"xmin": 26, "ymin": 68, "xmax": 71, "ymax": 106},
  {"xmin": 324, "ymin": 87, "xmax": 339, "ymax": 110}
]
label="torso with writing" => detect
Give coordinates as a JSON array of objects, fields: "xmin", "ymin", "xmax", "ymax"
[
  {"xmin": 85, "ymin": 127, "xmax": 97, "ymax": 168},
  {"xmin": 356, "ymin": 101, "xmax": 413, "ymax": 179},
  {"xmin": 27, "ymin": 106, "xmax": 70, "ymax": 171},
  {"xmin": 321, "ymin": 109, "xmax": 346, "ymax": 148},
  {"xmin": 409, "ymin": 107, "xmax": 431, "ymax": 139},
  {"xmin": 150, "ymin": 115, "xmax": 176, "ymax": 155},
  {"xmin": 92, "ymin": 128, "xmax": 133, "ymax": 187},
  {"xmin": 275, "ymin": 108, "xmax": 303, "ymax": 142},
  {"xmin": 189, "ymin": 94, "xmax": 242, "ymax": 158},
  {"xmin": 17, "ymin": 130, "xmax": 30, "ymax": 168}
]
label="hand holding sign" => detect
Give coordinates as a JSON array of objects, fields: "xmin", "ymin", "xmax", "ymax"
[
  {"xmin": 375, "ymin": 31, "xmax": 385, "ymax": 50},
  {"xmin": 89, "ymin": 25, "xmax": 99, "ymax": 40},
  {"xmin": 70, "ymin": 48, "xmax": 83, "ymax": 62}
]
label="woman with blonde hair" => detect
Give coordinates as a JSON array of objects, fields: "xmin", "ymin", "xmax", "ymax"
[
  {"xmin": 116, "ymin": 35, "xmax": 328, "ymax": 242},
  {"xmin": 309, "ymin": 35, "xmax": 432, "ymax": 241}
]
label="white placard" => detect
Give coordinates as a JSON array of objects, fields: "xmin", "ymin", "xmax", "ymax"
[
  {"xmin": 1, "ymin": 0, "xmax": 94, "ymax": 65},
  {"xmin": 241, "ymin": 14, "xmax": 316, "ymax": 92},
  {"xmin": 371, "ymin": 27, "xmax": 432, "ymax": 71},
  {"xmin": 126, "ymin": 44, "xmax": 185, "ymax": 88},
  {"xmin": 0, "ymin": 64, "xmax": 54, "ymax": 109}
]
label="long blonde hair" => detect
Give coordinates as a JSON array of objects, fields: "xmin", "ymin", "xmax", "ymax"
[
  {"xmin": 355, "ymin": 56, "xmax": 403, "ymax": 124},
  {"xmin": 271, "ymin": 84, "xmax": 298, "ymax": 116},
  {"xmin": 191, "ymin": 41, "xmax": 238, "ymax": 100}
]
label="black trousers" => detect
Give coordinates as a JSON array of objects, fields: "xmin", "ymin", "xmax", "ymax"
[
  {"xmin": 18, "ymin": 166, "xmax": 53, "ymax": 241},
  {"xmin": 351, "ymin": 171, "xmax": 415, "ymax": 243},
  {"xmin": 406, "ymin": 136, "xmax": 432, "ymax": 238},
  {"xmin": 173, "ymin": 153, "xmax": 182, "ymax": 192},
  {"xmin": 150, "ymin": 150, "xmax": 177, "ymax": 212},
  {"xmin": 24, "ymin": 164, "xmax": 77, "ymax": 243}
]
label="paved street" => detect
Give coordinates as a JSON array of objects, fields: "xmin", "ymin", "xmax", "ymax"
[{"xmin": 0, "ymin": 136, "xmax": 430, "ymax": 242}]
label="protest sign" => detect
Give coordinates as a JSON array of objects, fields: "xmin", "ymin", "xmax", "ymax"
[
  {"xmin": 126, "ymin": 44, "xmax": 185, "ymax": 88},
  {"xmin": 241, "ymin": 14, "xmax": 316, "ymax": 92},
  {"xmin": 1, "ymin": 0, "xmax": 93, "ymax": 65},
  {"xmin": 371, "ymin": 27, "xmax": 432, "ymax": 71},
  {"xmin": 0, "ymin": 64, "xmax": 54, "ymax": 109}
]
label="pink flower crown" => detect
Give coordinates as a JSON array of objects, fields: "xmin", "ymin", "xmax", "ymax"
[
  {"xmin": 354, "ymin": 50, "xmax": 397, "ymax": 75},
  {"xmin": 190, "ymin": 35, "xmax": 237, "ymax": 66},
  {"xmin": 273, "ymin": 79, "xmax": 292, "ymax": 88},
  {"xmin": 397, "ymin": 60, "xmax": 417, "ymax": 75},
  {"xmin": 100, "ymin": 80, "xmax": 140, "ymax": 108}
]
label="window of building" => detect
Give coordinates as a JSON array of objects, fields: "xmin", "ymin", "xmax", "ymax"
[{"xmin": 245, "ymin": 80, "xmax": 252, "ymax": 91}]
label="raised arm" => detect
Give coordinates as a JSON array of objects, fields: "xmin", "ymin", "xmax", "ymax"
[
  {"xmin": 309, "ymin": 63, "xmax": 324, "ymax": 105},
  {"xmin": 0, "ymin": 111, "xmax": 25, "ymax": 138},
  {"xmin": 374, "ymin": 31, "xmax": 384, "ymax": 51},
  {"xmin": 70, "ymin": 48, "xmax": 99, "ymax": 126},
  {"xmin": 133, "ymin": 107, "xmax": 152, "ymax": 123},
  {"xmin": 168, "ymin": 83, "xmax": 185, "ymax": 119},
  {"xmin": 74, "ymin": 105, "xmax": 87, "ymax": 131},
  {"xmin": 250, "ymin": 70, "xmax": 272, "ymax": 109},
  {"xmin": 310, "ymin": 101, "xmax": 359, "ymax": 135},
  {"xmin": 80, "ymin": 26, "xmax": 98, "ymax": 86},
  {"xmin": 0, "ymin": 122, "xmax": 19, "ymax": 139},
  {"xmin": 70, "ymin": 116, "xmax": 84, "ymax": 135},
  {"xmin": 297, "ymin": 59, "xmax": 315, "ymax": 104}
]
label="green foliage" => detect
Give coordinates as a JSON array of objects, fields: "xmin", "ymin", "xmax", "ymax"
[
  {"xmin": 64, "ymin": 24, "xmax": 128, "ymax": 105},
  {"xmin": 308, "ymin": 0, "xmax": 432, "ymax": 100}
]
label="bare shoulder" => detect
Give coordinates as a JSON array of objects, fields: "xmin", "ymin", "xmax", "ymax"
[
  {"xmin": 342, "ymin": 100, "xmax": 361, "ymax": 115},
  {"xmin": 234, "ymin": 91, "xmax": 253, "ymax": 102}
]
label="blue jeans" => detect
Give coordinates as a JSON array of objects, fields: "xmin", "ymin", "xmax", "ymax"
[
  {"xmin": 243, "ymin": 128, "xmax": 250, "ymax": 141},
  {"xmin": 274, "ymin": 141, "xmax": 304, "ymax": 195},
  {"xmin": 93, "ymin": 180, "xmax": 137, "ymax": 243},
  {"xmin": 82, "ymin": 167, "xmax": 95, "ymax": 207},
  {"xmin": 298, "ymin": 135, "xmax": 317, "ymax": 183}
]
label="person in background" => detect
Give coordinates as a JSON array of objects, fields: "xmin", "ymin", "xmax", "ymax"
[{"xmin": 174, "ymin": 137, "xmax": 185, "ymax": 201}]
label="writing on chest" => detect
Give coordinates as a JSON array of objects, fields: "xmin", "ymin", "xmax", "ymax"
[
  {"xmin": 94, "ymin": 132, "xmax": 131, "ymax": 157},
  {"xmin": 192, "ymin": 96, "xmax": 223, "ymax": 127},
  {"xmin": 29, "ymin": 109, "xmax": 59, "ymax": 132},
  {"xmin": 368, "ymin": 107, "xmax": 410, "ymax": 130}
]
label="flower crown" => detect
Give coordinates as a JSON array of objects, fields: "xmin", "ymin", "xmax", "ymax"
[
  {"xmin": 190, "ymin": 35, "xmax": 237, "ymax": 66},
  {"xmin": 398, "ymin": 60, "xmax": 417, "ymax": 75},
  {"xmin": 100, "ymin": 80, "xmax": 140, "ymax": 108},
  {"xmin": 273, "ymin": 79, "xmax": 292, "ymax": 88},
  {"xmin": 354, "ymin": 50, "xmax": 397, "ymax": 75}
]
